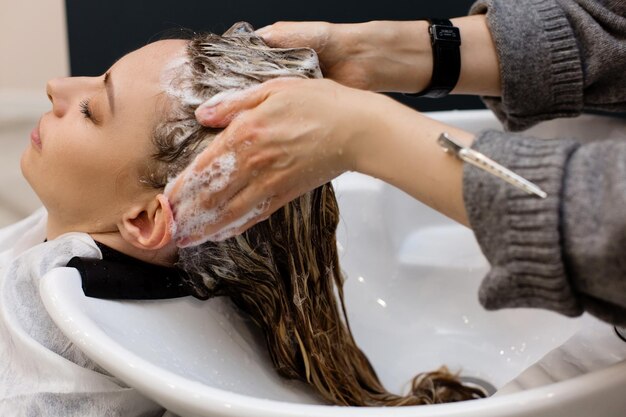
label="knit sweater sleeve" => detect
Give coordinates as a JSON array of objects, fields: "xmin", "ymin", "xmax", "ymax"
[
  {"xmin": 470, "ymin": 0, "xmax": 626, "ymax": 131},
  {"xmin": 463, "ymin": 0, "xmax": 626, "ymax": 325},
  {"xmin": 464, "ymin": 131, "xmax": 626, "ymax": 326}
]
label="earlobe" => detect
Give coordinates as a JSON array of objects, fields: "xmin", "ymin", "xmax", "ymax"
[{"xmin": 120, "ymin": 194, "xmax": 176, "ymax": 250}]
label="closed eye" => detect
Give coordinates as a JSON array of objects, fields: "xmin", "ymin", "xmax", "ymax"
[{"xmin": 80, "ymin": 99, "xmax": 93, "ymax": 120}]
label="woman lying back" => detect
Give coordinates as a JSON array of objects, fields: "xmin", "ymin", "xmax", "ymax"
[{"xmin": 20, "ymin": 22, "xmax": 484, "ymax": 406}]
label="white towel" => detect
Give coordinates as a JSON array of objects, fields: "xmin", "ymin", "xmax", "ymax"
[{"xmin": 0, "ymin": 209, "xmax": 166, "ymax": 416}]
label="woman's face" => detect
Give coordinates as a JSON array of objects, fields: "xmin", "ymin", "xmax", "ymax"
[{"xmin": 22, "ymin": 40, "xmax": 187, "ymax": 238}]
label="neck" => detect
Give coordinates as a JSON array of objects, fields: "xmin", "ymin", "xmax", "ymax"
[{"xmin": 46, "ymin": 218, "xmax": 178, "ymax": 267}]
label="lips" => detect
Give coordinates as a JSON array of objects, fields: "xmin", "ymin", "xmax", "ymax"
[{"xmin": 30, "ymin": 118, "xmax": 42, "ymax": 151}]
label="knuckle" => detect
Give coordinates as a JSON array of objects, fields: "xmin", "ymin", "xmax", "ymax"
[
  {"xmin": 243, "ymin": 147, "xmax": 285, "ymax": 172},
  {"xmin": 220, "ymin": 120, "xmax": 261, "ymax": 150},
  {"xmin": 245, "ymin": 151, "xmax": 271, "ymax": 171},
  {"xmin": 200, "ymin": 191, "xmax": 221, "ymax": 210},
  {"xmin": 237, "ymin": 110, "xmax": 266, "ymax": 132}
]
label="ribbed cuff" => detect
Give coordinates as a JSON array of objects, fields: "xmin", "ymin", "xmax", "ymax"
[
  {"xmin": 470, "ymin": 0, "xmax": 584, "ymax": 131},
  {"xmin": 464, "ymin": 130, "xmax": 583, "ymax": 316}
]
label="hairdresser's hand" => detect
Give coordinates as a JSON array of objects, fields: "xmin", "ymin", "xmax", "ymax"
[
  {"xmin": 256, "ymin": 21, "xmax": 433, "ymax": 93},
  {"xmin": 166, "ymin": 78, "xmax": 387, "ymax": 245},
  {"xmin": 257, "ymin": 17, "xmax": 502, "ymax": 97}
]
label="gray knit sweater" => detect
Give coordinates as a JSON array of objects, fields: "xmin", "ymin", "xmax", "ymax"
[{"xmin": 465, "ymin": 0, "xmax": 626, "ymax": 325}]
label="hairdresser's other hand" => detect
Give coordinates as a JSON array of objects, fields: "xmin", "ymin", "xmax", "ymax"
[
  {"xmin": 167, "ymin": 78, "xmax": 385, "ymax": 245},
  {"xmin": 256, "ymin": 21, "xmax": 433, "ymax": 93}
]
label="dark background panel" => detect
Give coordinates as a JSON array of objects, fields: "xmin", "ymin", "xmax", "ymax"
[{"xmin": 65, "ymin": 0, "xmax": 483, "ymax": 111}]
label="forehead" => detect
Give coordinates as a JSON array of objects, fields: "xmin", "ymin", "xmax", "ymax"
[
  {"xmin": 116, "ymin": 39, "xmax": 188, "ymax": 75},
  {"xmin": 110, "ymin": 40, "xmax": 189, "ymax": 113}
]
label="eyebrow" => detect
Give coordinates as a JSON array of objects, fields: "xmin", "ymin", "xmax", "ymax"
[{"xmin": 104, "ymin": 71, "xmax": 115, "ymax": 115}]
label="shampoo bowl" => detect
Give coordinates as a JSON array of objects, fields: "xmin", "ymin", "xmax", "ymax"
[{"xmin": 41, "ymin": 110, "xmax": 626, "ymax": 417}]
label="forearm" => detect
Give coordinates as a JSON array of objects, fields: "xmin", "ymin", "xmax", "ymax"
[
  {"xmin": 348, "ymin": 94, "xmax": 474, "ymax": 225},
  {"xmin": 451, "ymin": 15, "xmax": 501, "ymax": 97},
  {"xmin": 352, "ymin": 15, "xmax": 501, "ymax": 96}
]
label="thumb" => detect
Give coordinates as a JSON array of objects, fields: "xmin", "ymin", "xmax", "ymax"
[
  {"xmin": 255, "ymin": 23, "xmax": 289, "ymax": 47},
  {"xmin": 194, "ymin": 84, "xmax": 270, "ymax": 128}
]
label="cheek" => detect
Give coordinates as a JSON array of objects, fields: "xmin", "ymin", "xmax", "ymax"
[{"xmin": 24, "ymin": 124, "xmax": 114, "ymax": 213}]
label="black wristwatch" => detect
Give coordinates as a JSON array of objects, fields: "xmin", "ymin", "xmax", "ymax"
[{"xmin": 409, "ymin": 18, "xmax": 462, "ymax": 98}]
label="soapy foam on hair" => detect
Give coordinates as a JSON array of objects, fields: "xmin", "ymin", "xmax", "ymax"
[
  {"xmin": 164, "ymin": 152, "xmax": 240, "ymax": 245},
  {"xmin": 160, "ymin": 55, "xmax": 205, "ymax": 108},
  {"xmin": 164, "ymin": 148, "xmax": 272, "ymax": 245},
  {"xmin": 202, "ymin": 197, "xmax": 272, "ymax": 242}
]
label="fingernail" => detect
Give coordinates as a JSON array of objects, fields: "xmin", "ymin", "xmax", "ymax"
[
  {"xmin": 199, "ymin": 90, "xmax": 235, "ymax": 110},
  {"xmin": 255, "ymin": 26, "xmax": 271, "ymax": 37},
  {"xmin": 176, "ymin": 236, "xmax": 192, "ymax": 248},
  {"xmin": 195, "ymin": 106, "xmax": 216, "ymax": 121}
]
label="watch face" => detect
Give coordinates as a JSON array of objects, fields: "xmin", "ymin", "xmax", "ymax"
[{"xmin": 432, "ymin": 25, "xmax": 461, "ymax": 42}]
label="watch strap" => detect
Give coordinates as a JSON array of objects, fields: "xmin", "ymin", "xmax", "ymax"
[{"xmin": 409, "ymin": 18, "xmax": 461, "ymax": 98}]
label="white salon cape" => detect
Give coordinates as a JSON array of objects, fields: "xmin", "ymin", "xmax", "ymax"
[{"xmin": 0, "ymin": 209, "xmax": 173, "ymax": 416}]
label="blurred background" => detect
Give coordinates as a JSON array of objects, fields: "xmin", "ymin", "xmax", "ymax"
[
  {"xmin": 0, "ymin": 0, "xmax": 68, "ymax": 227},
  {"xmin": 0, "ymin": 0, "xmax": 477, "ymax": 228}
]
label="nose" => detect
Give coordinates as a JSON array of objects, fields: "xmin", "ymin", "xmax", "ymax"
[
  {"xmin": 47, "ymin": 77, "xmax": 69, "ymax": 118},
  {"xmin": 46, "ymin": 76, "xmax": 98, "ymax": 118}
]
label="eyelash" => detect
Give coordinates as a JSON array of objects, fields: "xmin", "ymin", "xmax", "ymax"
[{"xmin": 79, "ymin": 99, "xmax": 93, "ymax": 120}]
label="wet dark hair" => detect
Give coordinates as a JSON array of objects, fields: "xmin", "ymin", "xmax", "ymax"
[{"xmin": 146, "ymin": 22, "xmax": 485, "ymax": 406}]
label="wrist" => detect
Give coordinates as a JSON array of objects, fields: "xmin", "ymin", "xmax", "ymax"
[
  {"xmin": 408, "ymin": 19, "xmax": 463, "ymax": 98},
  {"xmin": 450, "ymin": 15, "xmax": 501, "ymax": 96},
  {"xmin": 345, "ymin": 93, "xmax": 404, "ymax": 173},
  {"xmin": 348, "ymin": 20, "xmax": 432, "ymax": 93},
  {"xmin": 322, "ymin": 84, "xmax": 387, "ymax": 173}
]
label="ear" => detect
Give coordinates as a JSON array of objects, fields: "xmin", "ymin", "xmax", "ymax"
[{"xmin": 119, "ymin": 194, "xmax": 176, "ymax": 250}]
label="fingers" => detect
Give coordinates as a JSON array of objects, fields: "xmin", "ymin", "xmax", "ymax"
[
  {"xmin": 188, "ymin": 151, "xmax": 250, "ymax": 219},
  {"xmin": 255, "ymin": 22, "xmax": 329, "ymax": 51},
  {"xmin": 176, "ymin": 77, "xmax": 344, "ymax": 246},
  {"xmin": 176, "ymin": 182, "xmax": 284, "ymax": 247},
  {"xmin": 195, "ymin": 78, "xmax": 298, "ymax": 128},
  {"xmin": 194, "ymin": 84, "xmax": 267, "ymax": 128},
  {"xmin": 203, "ymin": 199, "xmax": 277, "ymax": 243},
  {"xmin": 164, "ymin": 134, "xmax": 234, "ymax": 205},
  {"xmin": 175, "ymin": 162, "xmax": 304, "ymax": 246}
]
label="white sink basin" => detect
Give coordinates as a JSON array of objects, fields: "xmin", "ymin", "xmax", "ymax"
[{"xmin": 41, "ymin": 110, "xmax": 626, "ymax": 417}]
